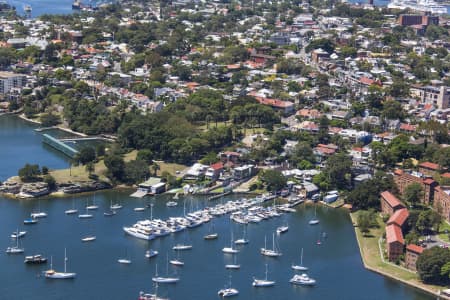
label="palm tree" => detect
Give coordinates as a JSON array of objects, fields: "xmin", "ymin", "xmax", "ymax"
[{"xmin": 151, "ymin": 162, "xmax": 160, "ymax": 177}]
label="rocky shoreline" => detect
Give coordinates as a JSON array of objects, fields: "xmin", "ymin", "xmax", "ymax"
[{"xmin": 0, "ymin": 177, "xmax": 111, "ymax": 199}]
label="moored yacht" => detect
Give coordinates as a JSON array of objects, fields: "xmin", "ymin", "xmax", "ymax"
[
  {"xmin": 289, "ymin": 273, "xmax": 316, "ymax": 286},
  {"xmin": 44, "ymin": 249, "xmax": 76, "ymax": 279},
  {"xmin": 24, "ymin": 254, "xmax": 47, "ymax": 264}
]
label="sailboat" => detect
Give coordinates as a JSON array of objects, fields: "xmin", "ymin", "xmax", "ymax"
[
  {"xmin": 110, "ymin": 199, "xmax": 122, "ymax": 210},
  {"xmin": 118, "ymin": 249, "xmax": 131, "ymax": 264},
  {"xmin": 225, "ymin": 254, "xmax": 240, "ymax": 269},
  {"xmin": 146, "ymin": 249, "xmax": 159, "ymax": 259},
  {"xmin": 260, "ymin": 233, "xmax": 282, "ymax": 257},
  {"xmin": 78, "ymin": 201, "xmax": 93, "ymax": 219},
  {"xmin": 65, "ymin": 198, "xmax": 78, "ymax": 215},
  {"xmin": 252, "ymin": 263, "xmax": 275, "ymax": 287},
  {"xmin": 138, "ymin": 283, "xmax": 168, "ymax": 300},
  {"xmin": 222, "ymin": 232, "xmax": 239, "ymax": 254},
  {"xmin": 31, "ymin": 201, "xmax": 47, "ymax": 218},
  {"xmin": 169, "ymin": 251, "xmax": 184, "ymax": 266},
  {"xmin": 292, "ymin": 248, "xmax": 308, "ymax": 271},
  {"xmin": 23, "ymin": 218, "xmax": 38, "ymax": 225},
  {"xmin": 308, "ymin": 205, "xmax": 319, "ymax": 225},
  {"xmin": 152, "ymin": 259, "xmax": 180, "ymax": 284},
  {"xmin": 204, "ymin": 221, "xmax": 218, "ymax": 240},
  {"xmin": 234, "ymin": 226, "xmax": 249, "ymax": 245},
  {"xmin": 218, "ymin": 275, "xmax": 239, "ymax": 297},
  {"xmin": 6, "ymin": 233, "xmax": 24, "ymax": 254},
  {"xmin": 86, "ymin": 195, "xmax": 98, "ymax": 210},
  {"xmin": 81, "ymin": 235, "xmax": 96, "ymax": 242},
  {"xmin": 173, "ymin": 230, "xmax": 192, "ymax": 250},
  {"xmin": 44, "ymin": 249, "xmax": 76, "ymax": 279}
]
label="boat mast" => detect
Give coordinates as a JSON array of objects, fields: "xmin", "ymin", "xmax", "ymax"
[{"xmin": 64, "ymin": 248, "xmax": 67, "ymax": 273}]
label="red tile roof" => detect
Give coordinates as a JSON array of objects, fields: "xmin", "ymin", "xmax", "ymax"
[
  {"xmin": 381, "ymin": 191, "xmax": 404, "ymax": 209},
  {"xmin": 442, "ymin": 172, "xmax": 450, "ymax": 179},
  {"xmin": 400, "ymin": 123, "xmax": 417, "ymax": 132},
  {"xmin": 315, "ymin": 146, "xmax": 336, "ymax": 155},
  {"xmin": 419, "ymin": 161, "xmax": 440, "ymax": 170},
  {"xmin": 394, "ymin": 169, "xmax": 404, "ymax": 175},
  {"xmin": 387, "ymin": 208, "xmax": 409, "ymax": 227},
  {"xmin": 386, "ymin": 224, "xmax": 404, "ymax": 244},
  {"xmin": 423, "ymin": 178, "xmax": 436, "ymax": 185},
  {"xmin": 406, "ymin": 244, "xmax": 424, "ymax": 254},
  {"xmin": 253, "ymin": 96, "xmax": 294, "ymax": 109},
  {"xmin": 210, "ymin": 162, "xmax": 224, "ymax": 170}
]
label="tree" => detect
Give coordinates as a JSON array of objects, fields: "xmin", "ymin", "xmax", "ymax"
[
  {"xmin": 40, "ymin": 112, "xmax": 60, "ymax": 127},
  {"xmin": 417, "ymin": 247, "xmax": 450, "ymax": 285},
  {"xmin": 259, "ymin": 169, "xmax": 287, "ymax": 192},
  {"xmin": 403, "ymin": 183, "xmax": 423, "ymax": 208},
  {"xmin": 104, "ymin": 154, "xmax": 125, "ymax": 181},
  {"xmin": 75, "ymin": 147, "xmax": 96, "ymax": 165},
  {"xmin": 136, "ymin": 149, "xmax": 153, "ymax": 164},
  {"xmin": 322, "ymin": 152, "xmax": 353, "ymax": 190},
  {"xmin": 43, "ymin": 174, "xmax": 56, "ymax": 190},
  {"xmin": 151, "ymin": 162, "xmax": 160, "ymax": 177},
  {"xmin": 41, "ymin": 166, "xmax": 49, "ymax": 175},
  {"xmin": 85, "ymin": 162, "xmax": 95, "ymax": 175},
  {"xmin": 124, "ymin": 160, "xmax": 150, "ymax": 184},
  {"xmin": 357, "ymin": 211, "xmax": 371, "ymax": 236},
  {"xmin": 18, "ymin": 163, "xmax": 40, "ymax": 182},
  {"xmin": 382, "ymin": 100, "xmax": 404, "ymax": 120}
]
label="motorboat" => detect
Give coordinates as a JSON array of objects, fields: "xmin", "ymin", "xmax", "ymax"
[
  {"xmin": 104, "ymin": 210, "xmax": 116, "ymax": 216},
  {"xmin": 24, "ymin": 254, "xmax": 47, "ymax": 264},
  {"xmin": 30, "ymin": 212, "xmax": 47, "ymax": 218},
  {"xmin": 65, "ymin": 209, "xmax": 78, "ymax": 215},
  {"xmin": 44, "ymin": 249, "xmax": 76, "ymax": 279},
  {"xmin": 289, "ymin": 273, "xmax": 316, "ymax": 286},
  {"xmin": 23, "ymin": 218, "xmax": 38, "ymax": 225},
  {"xmin": 145, "ymin": 249, "xmax": 159, "ymax": 258},
  {"xmin": 217, "ymin": 288, "xmax": 239, "ymax": 297},
  {"xmin": 11, "ymin": 230, "xmax": 26, "ymax": 239},
  {"xmin": 124, "ymin": 226, "xmax": 155, "ymax": 241},
  {"xmin": 276, "ymin": 225, "xmax": 289, "ymax": 234},
  {"xmin": 204, "ymin": 233, "xmax": 218, "ymax": 240},
  {"xmin": 134, "ymin": 207, "xmax": 146, "ymax": 212},
  {"xmin": 166, "ymin": 201, "xmax": 178, "ymax": 207}
]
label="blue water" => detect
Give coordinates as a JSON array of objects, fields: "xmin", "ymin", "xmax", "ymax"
[
  {"xmin": 0, "ymin": 115, "xmax": 435, "ymax": 299},
  {"xmin": 349, "ymin": 0, "xmax": 450, "ymax": 14}
]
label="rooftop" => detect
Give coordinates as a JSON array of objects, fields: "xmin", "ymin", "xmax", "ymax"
[{"xmin": 386, "ymin": 224, "xmax": 404, "ymax": 244}]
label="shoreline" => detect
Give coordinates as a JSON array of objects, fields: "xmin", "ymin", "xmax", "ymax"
[
  {"xmin": 349, "ymin": 213, "xmax": 449, "ymax": 300},
  {"xmin": 17, "ymin": 113, "xmax": 88, "ymax": 137}
]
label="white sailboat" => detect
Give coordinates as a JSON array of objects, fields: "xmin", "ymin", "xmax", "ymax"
[
  {"xmin": 110, "ymin": 199, "xmax": 122, "ymax": 210},
  {"xmin": 234, "ymin": 226, "xmax": 249, "ymax": 245},
  {"xmin": 308, "ymin": 205, "xmax": 319, "ymax": 225},
  {"xmin": 225, "ymin": 254, "xmax": 240, "ymax": 269},
  {"xmin": 118, "ymin": 249, "xmax": 131, "ymax": 264},
  {"xmin": 252, "ymin": 263, "xmax": 275, "ymax": 287},
  {"xmin": 169, "ymin": 251, "xmax": 184, "ymax": 266},
  {"xmin": 218, "ymin": 275, "xmax": 239, "ymax": 297},
  {"xmin": 260, "ymin": 233, "xmax": 282, "ymax": 257},
  {"xmin": 204, "ymin": 221, "xmax": 218, "ymax": 240},
  {"xmin": 78, "ymin": 201, "xmax": 93, "ymax": 219},
  {"xmin": 291, "ymin": 248, "xmax": 308, "ymax": 271},
  {"xmin": 276, "ymin": 222, "xmax": 289, "ymax": 234},
  {"xmin": 65, "ymin": 198, "xmax": 78, "ymax": 215},
  {"xmin": 146, "ymin": 249, "xmax": 159, "ymax": 259},
  {"xmin": 222, "ymin": 232, "xmax": 239, "ymax": 254},
  {"xmin": 152, "ymin": 260, "xmax": 180, "ymax": 284},
  {"xmin": 6, "ymin": 233, "xmax": 24, "ymax": 254},
  {"xmin": 86, "ymin": 195, "xmax": 98, "ymax": 210},
  {"xmin": 81, "ymin": 236, "xmax": 96, "ymax": 242},
  {"xmin": 44, "ymin": 249, "xmax": 76, "ymax": 279},
  {"xmin": 31, "ymin": 201, "xmax": 47, "ymax": 218}
]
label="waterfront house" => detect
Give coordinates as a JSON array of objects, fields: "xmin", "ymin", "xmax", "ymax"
[
  {"xmin": 184, "ymin": 163, "xmax": 208, "ymax": 181},
  {"xmin": 386, "ymin": 224, "xmax": 405, "ymax": 262},
  {"xmin": 232, "ymin": 164, "xmax": 256, "ymax": 181},
  {"xmin": 205, "ymin": 162, "xmax": 224, "ymax": 181},
  {"xmin": 405, "ymin": 244, "xmax": 424, "ymax": 271},
  {"xmin": 380, "ymin": 191, "xmax": 405, "ymax": 216}
]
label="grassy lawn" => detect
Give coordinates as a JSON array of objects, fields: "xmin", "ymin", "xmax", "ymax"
[
  {"xmin": 350, "ymin": 211, "xmax": 444, "ymax": 294},
  {"xmin": 49, "ymin": 150, "xmax": 187, "ymax": 183},
  {"xmin": 438, "ymin": 220, "xmax": 450, "ymax": 242}
]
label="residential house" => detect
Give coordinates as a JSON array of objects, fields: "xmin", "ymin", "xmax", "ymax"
[
  {"xmin": 184, "ymin": 163, "xmax": 208, "ymax": 181},
  {"xmin": 405, "ymin": 244, "xmax": 424, "ymax": 271},
  {"xmin": 418, "ymin": 161, "xmax": 442, "ymax": 177},
  {"xmin": 205, "ymin": 162, "xmax": 224, "ymax": 181},
  {"xmin": 232, "ymin": 164, "xmax": 256, "ymax": 181}
]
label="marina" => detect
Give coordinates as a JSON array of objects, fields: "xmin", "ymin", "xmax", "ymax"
[{"xmin": 0, "ymin": 115, "xmax": 437, "ymax": 299}]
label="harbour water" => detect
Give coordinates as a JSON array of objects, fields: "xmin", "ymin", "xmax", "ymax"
[{"xmin": 0, "ymin": 115, "xmax": 435, "ymax": 299}]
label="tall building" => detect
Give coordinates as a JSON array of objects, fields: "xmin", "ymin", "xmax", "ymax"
[{"xmin": 0, "ymin": 72, "xmax": 26, "ymax": 94}]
